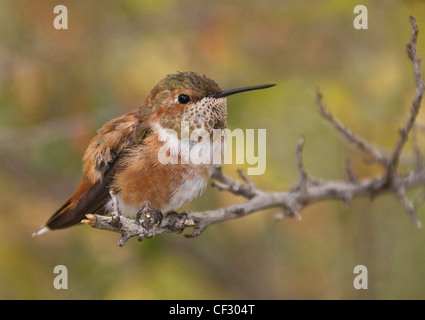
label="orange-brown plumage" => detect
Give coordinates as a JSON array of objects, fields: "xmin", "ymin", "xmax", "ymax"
[
  {"xmin": 44, "ymin": 110, "xmax": 149, "ymax": 229},
  {"xmin": 35, "ymin": 71, "xmax": 274, "ymax": 234},
  {"xmin": 113, "ymin": 134, "xmax": 213, "ymax": 212}
]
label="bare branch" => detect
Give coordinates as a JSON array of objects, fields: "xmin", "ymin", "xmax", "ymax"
[
  {"xmin": 84, "ymin": 169, "xmax": 425, "ymax": 245},
  {"xmin": 395, "ymin": 187, "xmax": 422, "ymax": 229},
  {"xmin": 316, "ymin": 90, "xmax": 388, "ymax": 166},
  {"xmin": 386, "ymin": 16, "xmax": 424, "ymax": 179},
  {"xmin": 295, "ymin": 136, "xmax": 308, "ymax": 192},
  {"xmin": 412, "ymin": 125, "xmax": 424, "ymax": 172},
  {"xmin": 82, "ymin": 212, "xmax": 195, "ymax": 246},
  {"xmin": 345, "ymin": 158, "xmax": 358, "ymax": 184},
  {"xmin": 237, "ymin": 169, "xmax": 258, "ymax": 193},
  {"xmin": 211, "ymin": 167, "xmax": 258, "ymax": 199}
]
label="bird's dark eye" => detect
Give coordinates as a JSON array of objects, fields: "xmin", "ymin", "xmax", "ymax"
[{"xmin": 178, "ymin": 94, "xmax": 191, "ymax": 104}]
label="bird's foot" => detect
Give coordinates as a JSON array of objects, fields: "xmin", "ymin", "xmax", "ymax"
[
  {"xmin": 165, "ymin": 211, "xmax": 189, "ymax": 233},
  {"xmin": 109, "ymin": 190, "xmax": 122, "ymax": 227},
  {"xmin": 136, "ymin": 205, "xmax": 163, "ymax": 229},
  {"xmin": 166, "ymin": 210, "xmax": 188, "ymax": 219}
]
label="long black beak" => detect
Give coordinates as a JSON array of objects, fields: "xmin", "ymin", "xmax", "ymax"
[{"xmin": 208, "ymin": 83, "xmax": 276, "ymax": 98}]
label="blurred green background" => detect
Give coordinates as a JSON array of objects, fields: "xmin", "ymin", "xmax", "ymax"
[{"xmin": 1, "ymin": 0, "xmax": 425, "ymax": 299}]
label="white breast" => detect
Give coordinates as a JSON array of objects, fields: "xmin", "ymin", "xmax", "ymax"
[{"xmin": 161, "ymin": 171, "xmax": 210, "ymax": 213}]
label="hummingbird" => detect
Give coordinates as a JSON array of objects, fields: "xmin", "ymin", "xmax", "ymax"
[{"xmin": 34, "ymin": 71, "xmax": 275, "ymax": 235}]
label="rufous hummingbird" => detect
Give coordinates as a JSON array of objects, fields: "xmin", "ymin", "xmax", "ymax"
[{"xmin": 34, "ymin": 71, "xmax": 275, "ymax": 235}]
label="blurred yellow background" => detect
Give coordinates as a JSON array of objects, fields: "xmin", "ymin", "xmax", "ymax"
[{"xmin": 1, "ymin": 0, "xmax": 425, "ymax": 299}]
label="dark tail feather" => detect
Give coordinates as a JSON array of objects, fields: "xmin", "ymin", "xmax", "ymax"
[
  {"xmin": 41, "ymin": 166, "xmax": 116, "ymax": 231},
  {"xmin": 45, "ymin": 199, "xmax": 76, "ymax": 229},
  {"xmin": 34, "ymin": 153, "xmax": 119, "ymax": 234},
  {"xmin": 45, "ymin": 198, "xmax": 108, "ymax": 229},
  {"xmin": 46, "ymin": 179, "xmax": 112, "ymax": 230}
]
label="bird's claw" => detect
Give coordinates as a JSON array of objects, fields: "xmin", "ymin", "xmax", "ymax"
[
  {"xmin": 136, "ymin": 206, "xmax": 163, "ymax": 229},
  {"xmin": 165, "ymin": 211, "xmax": 189, "ymax": 233}
]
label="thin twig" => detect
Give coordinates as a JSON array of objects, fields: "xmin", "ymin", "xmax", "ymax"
[
  {"xmin": 386, "ymin": 16, "xmax": 424, "ymax": 179},
  {"xmin": 316, "ymin": 90, "xmax": 388, "ymax": 166},
  {"xmin": 395, "ymin": 187, "xmax": 422, "ymax": 229},
  {"xmin": 345, "ymin": 158, "xmax": 358, "ymax": 183},
  {"xmin": 295, "ymin": 136, "xmax": 308, "ymax": 192},
  {"xmin": 412, "ymin": 125, "xmax": 424, "ymax": 172},
  {"xmin": 211, "ymin": 167, "xmax": 258, "ymax": 199},
  {"xmin": 237, "ymin": 169, "xmax": 258, "ymax": 193}
]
